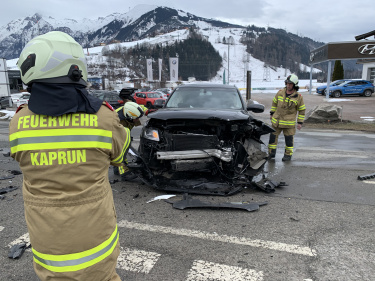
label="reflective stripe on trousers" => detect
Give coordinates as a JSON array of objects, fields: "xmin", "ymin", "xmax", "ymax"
[{"xmin": 32, "ymin": 225, "xmax": 119, "ymax": 273}]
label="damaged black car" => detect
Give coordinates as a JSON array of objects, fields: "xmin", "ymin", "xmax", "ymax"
[{"xmin": 128, "ymin": 84, "xmax": 275, "ymax": 195}]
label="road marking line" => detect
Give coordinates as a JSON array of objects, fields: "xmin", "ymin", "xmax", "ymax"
[
  {"xmin": 8, "ymin": 233, "xmax": 32, "ymax": 252},
  {"xmin": 118, "ymin": 220, "xmax": 316, "ymax": 257},
  {"xmin": 0, "ymin": 226, "xmax": 4, "ymax": 232},
  {"xmin": 186, "ymin": 260, "xmax": 263, "ymax": 281},
  {"xmin": 117, "ymin": 247, "xmax": 161, "ymax": 273},
  {"xmin": 8, "ymin": 232, "xmax": 30, "ymax": 247},
  {"xmin": 363, "ymin": 180, "xmax": 375, "ymax": 185}
]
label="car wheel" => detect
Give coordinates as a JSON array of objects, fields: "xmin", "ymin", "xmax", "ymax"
[
  {"xmin": 363, "ymin": 90, "xmax": 372, "ymax": 97},
  {"xmin": 146, "ymin": 102, "xmax": 152, "ymax": 109},
  {"xmin": 333, "ymin": 91, "xmax": 341, "ymax": 98}
]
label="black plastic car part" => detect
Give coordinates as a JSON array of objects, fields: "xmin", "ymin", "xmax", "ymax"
[
  {"xmin": 0, "ymin": 186, "xmax": 18, "ymax": 194},
  {"xmin": 357, "ymin": 172, "xmax": 375, "ymax": 180},
  {"xmin": 166, "ymin": 193, "xmax": 268, "ymax": 212},
  {"xmin": 8, "ymin": 243, "xmax": 31, "ymax": 259}
]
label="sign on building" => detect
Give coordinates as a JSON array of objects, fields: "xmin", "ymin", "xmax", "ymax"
[{"xmin": 0, "ymin": 58, "xmax": 11, "ymax": 97}]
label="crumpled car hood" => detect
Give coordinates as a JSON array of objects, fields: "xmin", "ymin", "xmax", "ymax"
[{"xmin": 147, "ymin": 108, "xmax": 251, "ymax": 121}]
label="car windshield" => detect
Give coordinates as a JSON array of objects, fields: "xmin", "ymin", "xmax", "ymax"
[
  {"xmin": 332, "ymin": 81, "xmax": 347, "ymax": 86},
  {"xmin": 93, "ymin": 93, "xmax": 105, "ymax": 100},
  {"xmin": 165, "ymin": 87, "xmax": 243, "ymax": 109}
]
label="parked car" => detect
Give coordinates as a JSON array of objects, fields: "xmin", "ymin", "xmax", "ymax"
[
  {"xmin": 0, "ymin": 96, "xmax": 13, "ymax": 109},
  {"xmin": 16, "ymin": 93, "xmax": 31, "ymax": 107},
  {"xmin": 324, "ymin": 80, "xmax": 374, "ymax": 98},
  {"xmin": 127, "ymin": 83, "xmax": 274, "ymax": 195},
  {"xmin": 133, "ymin": 92, "xmax": 166, "ymax": 108},
  {"xmin": 9, "ymin": 93, "xmax": 26, "ymax": 105},
  {"xmin": 89, "ymin": 90, "xmax": 124, "ymax": 109},
  {"xmin": 152, "ymin": 90, "xmax": 169, "ymax": 99},
  {"xmin": 316, "ymin": 79, "xmax": 351, "ymax": 95},
  {"xmin": 155, "ymin": 88, "xmax": 172, "ymax": 96}
]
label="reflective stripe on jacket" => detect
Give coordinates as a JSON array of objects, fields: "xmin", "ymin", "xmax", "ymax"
[{"xmin": 270, "ymin": 88, "xmax": 305, "ymax": 128}]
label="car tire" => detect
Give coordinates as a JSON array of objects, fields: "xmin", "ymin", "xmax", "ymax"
[
  {"xmin": 363, "ymin": 90, "xmax": 372, "ymax": 97},
  {"xmin": 146, "ymin": 102, "xmax": 152, "ymax": 109},
  {"xmin": 333, "ymin": 91, "xmax": 341, "ymax": 98}
]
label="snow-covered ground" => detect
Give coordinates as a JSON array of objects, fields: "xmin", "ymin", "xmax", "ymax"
[{"xmin": 0, "ymin": 109, "xmax": 15, "ymax": 120}]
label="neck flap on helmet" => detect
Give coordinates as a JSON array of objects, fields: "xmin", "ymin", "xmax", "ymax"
[{"xmin": 28, "ymin": 83, "xmax": 103, "ymax": 116}]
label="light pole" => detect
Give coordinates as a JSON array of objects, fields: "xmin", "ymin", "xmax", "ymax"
[{"xmin": 227, "ymin": 43, "xmax": 230, "ymax": 84}]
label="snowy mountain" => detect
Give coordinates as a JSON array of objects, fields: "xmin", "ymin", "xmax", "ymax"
[
  {"xmin": 5, "ymin": 5, "xmax": 356, "ymax": 85},
  {"xmin": 0, "ymin": 5, "xmax": 242, "ymax": 60}
]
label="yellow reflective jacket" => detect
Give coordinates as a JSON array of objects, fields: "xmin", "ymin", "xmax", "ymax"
[
  {"xmin": 270, "ymin": 88, "xmax": 306, "ymax": 128},
  {"xmin": 9, "ymin": 102, "xmax": 130, "ymax": 280}
]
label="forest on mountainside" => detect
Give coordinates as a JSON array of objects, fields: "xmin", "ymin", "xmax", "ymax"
[
  {"xmin": 101, "ymin": 30, "xmax": 222, "ymax": 81},
  {"xmin": 241, "ymin": 26, "xmax": 361, "ymax": 79}
]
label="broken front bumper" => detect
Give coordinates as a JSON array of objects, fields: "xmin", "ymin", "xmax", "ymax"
[{"xmin": 156, "ymin": 149, "xmax": 233, "ymax": 162}]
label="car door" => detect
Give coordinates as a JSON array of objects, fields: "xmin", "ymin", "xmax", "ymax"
[
  {"xmin": 342, "ymin": 81, "xmax": 356, "ymax": 95},
  {"xmin": 135, "ymin": 93, "xmax": 146, "ymax": 105},
  {"xmin": 356, "ymin": 81, "xmax": 368, "ymax": 94}
]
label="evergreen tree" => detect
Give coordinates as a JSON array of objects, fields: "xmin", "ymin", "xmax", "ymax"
[{"xmin": 332, "ymin": 60, "xmax": 344, "ymax": 81}]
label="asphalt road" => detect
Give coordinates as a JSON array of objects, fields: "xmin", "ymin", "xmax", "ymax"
[{"xmin": 1, "ymin": 116, "xmax": 375, "ymax": 281}]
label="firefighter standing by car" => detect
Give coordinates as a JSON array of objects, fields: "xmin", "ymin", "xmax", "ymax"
[
  {"xmin": 9, "ymin": 31, "xmax": 130, "ymax": 280},
  {"xmin": 268, "ymin": 74, "xmax": 306, "ymax": 161}
]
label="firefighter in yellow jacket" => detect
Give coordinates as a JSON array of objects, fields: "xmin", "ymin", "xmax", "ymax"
[
  {"xmin": 268, "ymin": 74, "xmax": 306, "ymax": 161},
  {"xmin": 9, "ymin": 31, "xmax": 130, "ymax": 280}
]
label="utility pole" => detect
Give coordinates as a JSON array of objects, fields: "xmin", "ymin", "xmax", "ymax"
[
  {"xmin": 227, "ymin": 43, "xmax": 230, "ymax": 84},
  {"xmin": 246, "ymin": 71, "xmax": 251, "ymax": 101}
]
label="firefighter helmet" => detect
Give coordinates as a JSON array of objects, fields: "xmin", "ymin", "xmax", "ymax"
[
  {"xmin": 123, "ymin": 102, "xmax": 144, "ymax": 119},
  {"xmin": 285, "ymin": 74, "xmax": 299, "ymax": 86},
  {"xmin": 17, "ymin": 31, "xmax": 87, "ymax": 86}
]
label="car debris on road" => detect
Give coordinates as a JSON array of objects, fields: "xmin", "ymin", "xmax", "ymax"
[{"xmin": 165, "ymin": 193, "xmax": 268, "ymax": 212}]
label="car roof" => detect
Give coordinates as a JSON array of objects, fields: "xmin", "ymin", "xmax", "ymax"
[
  {"xmin": 176, "ymin": 83, "xmax": 237, "ymax": 89},
  {"xmin": 343, "ymin": 80, "xmax": 369, "ymax": 83}
]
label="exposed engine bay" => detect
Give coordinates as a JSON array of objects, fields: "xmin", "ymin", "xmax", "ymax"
[{"xmin": 128, "ymin": 113, "xmax": 275, "ymax": 195}]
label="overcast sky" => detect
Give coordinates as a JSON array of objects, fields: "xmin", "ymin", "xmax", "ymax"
[{"xmin": 1, "ymin": 0, "xmax": 373, "ymax": 43}]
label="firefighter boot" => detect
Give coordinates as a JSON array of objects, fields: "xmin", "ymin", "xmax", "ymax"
[
  {"xmin": 282, "ymin": 135, "xmax": 294, "ymax": 161},
  {"xmin": 282, "ymin": 154, "xmax": 292, "ymax": 161},
  {"xmin": 269, "ymin": 149, "xmax": 276, "ymax": 159}
]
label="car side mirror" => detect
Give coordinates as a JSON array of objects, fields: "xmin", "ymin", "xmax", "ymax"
[{"xmin": 246, "ymin": 101, "xmax": 264, "ymax": 113}]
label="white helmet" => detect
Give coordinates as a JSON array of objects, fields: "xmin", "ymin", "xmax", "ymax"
[
  {"xmin": 17, "ymin": 31, "xmax": 87, "ymax": 86},
  {"xmin": 123, "ymin": 102, "xmax": 144, "ymax": 119},
  {"xmin": 285, "ymin": 74, "xmax": 299, "ymax": 86}
]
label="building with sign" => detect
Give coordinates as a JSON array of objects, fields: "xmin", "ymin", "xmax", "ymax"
[
  {"xmin": 309, "ymin": 36, "xmax": 375, "ymax": 97},
  {"xmin": 354, "ymin": 30, "xmax": 375, "ymax": 84}
]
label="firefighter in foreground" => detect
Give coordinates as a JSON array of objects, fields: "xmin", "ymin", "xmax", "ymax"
[
  {"xmin": 268, "ymin": 74, "xmax": 306, "ymax": 161},
  {"xmin": 9, "ymin": 31, "xmax": 130, "ymax": 280}
]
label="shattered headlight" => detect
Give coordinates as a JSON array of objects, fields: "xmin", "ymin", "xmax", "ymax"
[{"xmin": 143, "ymin": 127, "xmax": 160, "ymax": 141}]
